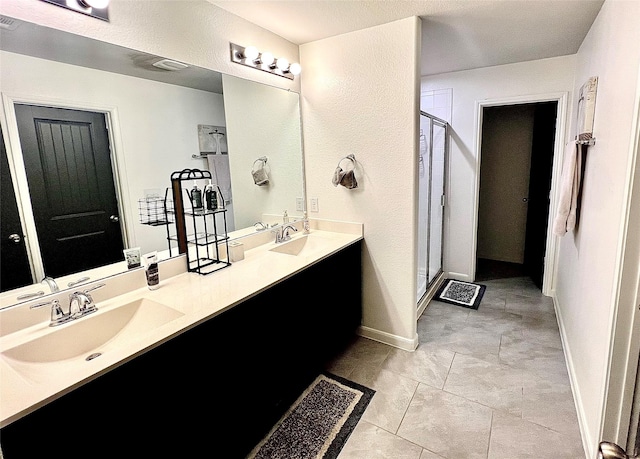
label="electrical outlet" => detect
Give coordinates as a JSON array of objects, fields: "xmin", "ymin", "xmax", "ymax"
[
  {"xmin": 310, "ymin": 197, "xmax": 319, "ymax": 212},
  {"xmin": 296, "ymin": 197, "xmax": 304, "ymax": 212}
]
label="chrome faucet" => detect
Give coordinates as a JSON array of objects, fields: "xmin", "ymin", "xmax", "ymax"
[
  {"xmin": 30, "ymin": 283, "xmax": 104, "ymax": 327},
  {"xmin": 41, "ymin": 276, "xmax": 59, "ymax": 293},
  {"xmin": 274, "ymin": 224, "xmax": 298, "ymax": 243}
]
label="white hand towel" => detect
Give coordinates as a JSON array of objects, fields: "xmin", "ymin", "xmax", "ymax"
[
  {"xmin": 553, "ymin": 142, "xmax": 583, "ymax": 236},
  {"xmin": 207, "ymin": 154, "xmax": 233, "ymax": 202}
]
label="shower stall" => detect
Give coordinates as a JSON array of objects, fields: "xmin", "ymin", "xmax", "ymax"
[{"xmin": 417, "ymin": 111, "xmax": 448, "ymax": 304}]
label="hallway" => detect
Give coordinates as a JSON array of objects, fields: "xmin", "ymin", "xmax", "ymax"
[{"xmin": 330, "ymin": 276, "xmax": 583, "ymax": 458}]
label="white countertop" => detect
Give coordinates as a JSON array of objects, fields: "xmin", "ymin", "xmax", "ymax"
[{"xmin": 0, "ymin": 222, "xmax": 362, "ymax": 428}]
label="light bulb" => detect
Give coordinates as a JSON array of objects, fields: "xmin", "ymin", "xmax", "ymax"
[
  {"xmin": 289, "ymin": 63, "xmax": 302, "ymax": 76},
  {"xmin": 77, "ymin": 0, "xmax": 110, "ymax": 8},
  {"xmin": 243, "ymin": 46, "xmax": 259, "ymax": 61},
  {"xmin": 276, "ymin": 58, "xmax": 290, "ymax": 71},
  {"xmin": 261, "ymin": 52, "xmax": 275, "ymax": 67}
]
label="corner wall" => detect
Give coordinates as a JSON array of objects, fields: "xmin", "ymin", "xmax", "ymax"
[
  {"xmin": 554, "ymin": 0, "xmax": 640, "ymax": 455},
  {"xmin": 300, "ymin": 17, "xmax": 421, "ymax": 349}
]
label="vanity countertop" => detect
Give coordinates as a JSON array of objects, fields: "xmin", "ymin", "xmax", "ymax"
[{"xmin": 0, "ymin": 222, "xmax": 363, "ymax": 428}]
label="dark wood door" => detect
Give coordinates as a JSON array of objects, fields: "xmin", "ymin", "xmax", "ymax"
[
  {"xmin": 1, "ymin": 128, "xmax": 34, "ymax": 291},
  {"xmin": 524, "ymin": 102, "xmax": 557, "ymax": 289},
  {"xmin": 14, "ymin": 105, "xmax": 124, "ymax": 278}
]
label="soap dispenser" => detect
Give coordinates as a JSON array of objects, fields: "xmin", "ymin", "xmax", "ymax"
[
  {"xmin": 204, "ymin": 180, "xmax": 217, "ymax": 210},
  {"xmin": 190, "ymin": 181, "xmax": 203, "ymax": 210}
]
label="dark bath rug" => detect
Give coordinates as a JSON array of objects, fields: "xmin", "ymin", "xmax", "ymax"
[{"xmin": 246, "ymin": 372, "xmax": 375, "ymax": 459}]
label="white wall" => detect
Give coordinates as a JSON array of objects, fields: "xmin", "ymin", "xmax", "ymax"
[
  {"xmin": 300, "ymin": 17, "xmax": 421, "ymax": 350},
  {"xmin": 553, "ymin": 0, "xmax": 640, "ymax": 455},
  {"xmin": 0, "ymin": 50, "xmax": 225, "ymax": 256},
  {"xmin": 222, "ymin": 74, "xmax": 304, "ymax": 229},
  {"xmin": 0, "ymin": 0, "xmax": 300, "ymax": 93},
  {"xmin": 422, "ymin": 55, "xmax": 576, "ymax": 281}
]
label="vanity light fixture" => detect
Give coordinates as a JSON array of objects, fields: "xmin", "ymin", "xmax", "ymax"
[
  {"xmin": 40, "ymin": 0, "xmax": 110, "ymax": 21},
  {"xmin": 230, "ymin": 43, "xmax": 301, "ymax": 80}
]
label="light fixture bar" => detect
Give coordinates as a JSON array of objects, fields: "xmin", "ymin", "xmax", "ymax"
[{"xmin": 230, "ymin": 43, "xmax": 300, "ymax": 80}]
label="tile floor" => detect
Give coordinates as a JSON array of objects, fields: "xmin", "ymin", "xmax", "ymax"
[{"xmin": 328, "ymin": 276, "xmax": 585, "ymax": 459}]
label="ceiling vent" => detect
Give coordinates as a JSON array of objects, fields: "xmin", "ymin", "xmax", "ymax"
[
  {"xmin": 152, "ymin": 59, "xmax": 189, "ymax": 71},
  {"xmin": 0, "ymin": 16, "xmax": 20, "ymax": 31}
]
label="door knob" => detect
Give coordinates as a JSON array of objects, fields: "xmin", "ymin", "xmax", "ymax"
[
  {"xmin": 522, "ymin": 197, "xmax": 529, "ymax": 203},
  {"xmin": 8, "ymin": 233, "xmax": 21, "ymax": 243},
  {"xmin": 598, "ymin": 441, "xmax": 637, "ymax": 459},
  {"xmin": 109, "ymin": 215, "xmax": 119, "ymax": 222}
]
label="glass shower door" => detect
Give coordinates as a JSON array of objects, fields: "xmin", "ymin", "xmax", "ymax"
[
  {"xmin": 417, "ymin": 112, "xmax": 447, "ymax": 304},
  {"xmin": 417, "ymin": 116, "xmax": 432, "ymax": 301}
]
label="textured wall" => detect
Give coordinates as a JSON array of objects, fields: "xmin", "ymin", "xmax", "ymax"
[
  {"xmin": 300, "ymin": 17, "xmax": 421, "ymax": 349},
  {"xmin": 554, "ymin": 0, "xmax": 640, "ymax": 454}
]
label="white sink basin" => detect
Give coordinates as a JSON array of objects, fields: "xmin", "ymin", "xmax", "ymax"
[
  {"xmin": 269, "ymin": 235, "xmax": 311, "ymax": 256},
  {"xmin": 2, "ymin": 298, "xmax": 183, "ymax": 368}
]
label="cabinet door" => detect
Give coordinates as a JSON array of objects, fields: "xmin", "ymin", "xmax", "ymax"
[{"xmin": 0, "ymin": 241, "xmax": 362, "ymax": 459}]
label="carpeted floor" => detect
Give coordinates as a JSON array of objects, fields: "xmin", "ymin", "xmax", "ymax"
[
  {"xmin": 475, "ymin": 258, "xmax": 526, "ymax": 281},
  {"xmin": 247, "ymin": 373, "xmax": 374, "ymax": 459}
]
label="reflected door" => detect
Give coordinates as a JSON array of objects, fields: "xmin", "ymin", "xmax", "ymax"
[
  {"xmin": 1, "ymin": 127, "xmax": 33, "ymax": 291},
  {"xmin": 15, "ymin": 105, "xmax": 125, "ymax": 278}
]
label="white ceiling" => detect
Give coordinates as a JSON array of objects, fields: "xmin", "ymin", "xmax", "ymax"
[{"xmin": 209, "ymin": 0, "xmax": 605, "ymax": 75}]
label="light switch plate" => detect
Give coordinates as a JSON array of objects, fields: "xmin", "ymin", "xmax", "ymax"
[
  {"xmin": 296, "ymin": 197, "xmax": 304, "ymax": 211},
  {"xmin": 310, "ymin": 198, "xmax": 319, "ymax": 212}
]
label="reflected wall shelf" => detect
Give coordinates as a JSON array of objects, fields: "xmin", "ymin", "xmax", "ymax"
[{"xmin": 169, "ymin": 168, "xmax": 231, "ymax": 275}]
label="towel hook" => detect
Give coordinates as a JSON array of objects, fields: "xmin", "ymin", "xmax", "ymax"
[
  {"xmin": 251, "ymin": 156, "xmax": 270, "ymax": 186},
  {"xmin": 332, "ymin": 154, "xmax": 358, "ymax": 189}
]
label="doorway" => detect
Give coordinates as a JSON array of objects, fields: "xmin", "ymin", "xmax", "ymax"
[
  {"xmin": 13, "ymin": 104, "xmax": 125, "ymax": 278},
  {"xmin": 475, "ymin": 101, "xmax": 558, "ymax": 289}
]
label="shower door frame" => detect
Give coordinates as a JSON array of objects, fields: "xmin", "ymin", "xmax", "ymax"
[{"xmin": 417, "ymin": 111, "xmax": 448, "ymax": 306}]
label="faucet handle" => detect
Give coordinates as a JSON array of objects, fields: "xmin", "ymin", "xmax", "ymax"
[
  {"xmin": 31, "ymin": 299, "xmax": 70, "ymax": 327},
  {"xmin": 69, "ymin": 283, "xmax": 104, "ymax": 317}
]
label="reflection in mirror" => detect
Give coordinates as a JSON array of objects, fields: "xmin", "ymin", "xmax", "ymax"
[{"xmin": 0, "ymin": 16, "xmax": 305, "ymax": 303}]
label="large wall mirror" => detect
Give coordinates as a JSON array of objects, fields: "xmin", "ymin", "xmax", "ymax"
[{"xmin": 0, "ymin": 16, "xmax": 305, "ymax": 303}]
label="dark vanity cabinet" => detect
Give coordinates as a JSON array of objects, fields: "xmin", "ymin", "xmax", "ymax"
[{"xmin": 0, "ymin": 240, "xmax": 362, "ymax": 459}]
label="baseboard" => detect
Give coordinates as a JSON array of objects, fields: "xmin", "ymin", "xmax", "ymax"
[
  {"xmin": 446, "ymin": 271, "xmax": 472, "ymax": 282},
  {"xmin": 357, "ymin": 325, "xmax": 419, "ymax": 351},
  {"xmin": 552, "ymin": 293, "xmax": 592, "ymax": 459}
]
